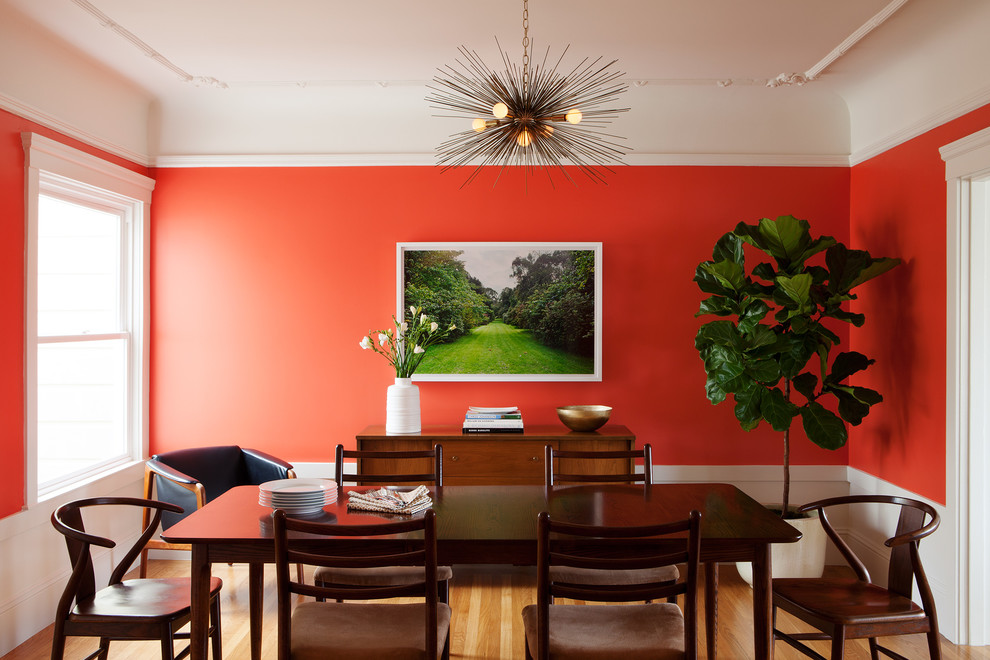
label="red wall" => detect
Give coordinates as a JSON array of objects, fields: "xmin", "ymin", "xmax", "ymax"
[
  {"xmin": 850, "ymin": 103, "xmax": 990, "ymax": 503},
  {"xmin": 150, "ymin": 165, "xmax": 852, "ymax": 470},
  {"xmin": 5, "ymin": 105, "xmax": 980, "ymax": 518},
  {"xmin": 0, "ymin": 108, "xmax": 150, "ymax": 518}
]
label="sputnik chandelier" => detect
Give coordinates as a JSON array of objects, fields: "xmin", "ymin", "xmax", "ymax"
[{"xmin": 426, "ymin": 0, "xmax": 630, "ymax": 186}]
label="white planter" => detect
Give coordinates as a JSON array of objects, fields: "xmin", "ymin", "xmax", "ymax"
[
  {"xmin": 737, "ymin": 510, "xmax": 826, "ymax": 586},
  {"xmin": 385, "ymin": 377, "xmax": 421, "ymax": 434}
]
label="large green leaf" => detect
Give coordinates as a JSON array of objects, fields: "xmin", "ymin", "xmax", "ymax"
[
  {"xmin": 695, "ymin": 321, "xmax": 742, "ymax": 350},
  {"xmin": 712, "ymin": 232, "xmax": 744, "ymax": 265},
  {"xmin": 737, "ymin": 299, "xmax": 771, "ymax": 333},
  {"xmin": 762, "ymin": 387, "xmax": 798, "ymax": 432},
  {"xmin": 700, "ymin": 260, "xmax": 746, "ymax": 293},
  {"xmin": 800, "ymin": 401, "xmax": 848, "ymax": 450},
  {"xmin": 791, "ymin": 372, "xmax": 818, "ymax": 401},
  {"xmin": 697, "ymin": 295, "xmax": 737, "ymax": 317},
  {"xmin": 733, "ymin": 385, "xmax": 763, "ymax": 430},
  {"xmin": 775, "ymin": 332, "xmax": 819, "ymax": 379},
  {"xmin": 826, "ymin": 243, "xmax": 902, "ymax": 293},
  {"xmin": 734, "ymin": 216, "xmax": 809, "ymax": 263},
  {"xmin": 694, "ymin": 263, "xmax": 737, "ymax": 297},
  {"xmin": 705, "ymin": 375, "xmax": 727, "ymax": 405},
  {"xmin": 826, "ymin": 351, "xmax": 875, "ymax": 384},
  {"xmin": 833, "ymin": 389, "xmax": 871, "ymax": 425},
  {"xmin": 746, "ymin": 358, "xmax": 781, "ymax": 384},
  {"xmin": 777, "ymin": 273, "xmax": 813, "ymax": 307}
]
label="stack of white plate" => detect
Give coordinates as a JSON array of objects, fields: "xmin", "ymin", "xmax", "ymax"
[{"xmin": 259, "ymin": 478, "xmax": 337, "ymax": 515}]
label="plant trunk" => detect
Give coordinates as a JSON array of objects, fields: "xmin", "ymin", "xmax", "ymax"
[{"xmin": 782, "ymin": 378, "xmax": 791, "ymax": 517}]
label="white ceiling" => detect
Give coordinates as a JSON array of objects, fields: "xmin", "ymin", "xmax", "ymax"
[{"xmin": 3, "ymin": 0, "xmax": 989, "ymax": 164}]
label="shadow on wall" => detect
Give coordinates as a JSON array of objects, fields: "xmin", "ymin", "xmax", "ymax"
[{"xmin": 859, "ymin": 217, "xmax": 915, "ymax": 458}]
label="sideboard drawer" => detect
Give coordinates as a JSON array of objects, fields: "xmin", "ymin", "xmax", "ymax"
[{"xmin": 443, "ymin": 440, "xmax": 547, "ymax": 485}]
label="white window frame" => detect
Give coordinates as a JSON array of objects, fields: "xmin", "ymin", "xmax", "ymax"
[{"xmin": 22, "ymin": 133, "xmax": 154, "ymax": 506}]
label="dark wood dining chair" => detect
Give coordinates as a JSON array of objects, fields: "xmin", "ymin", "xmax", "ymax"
[
  {"xmin": 51, "ymin": 497, "xmax": 222, "ymax": 660},
  {"xmin": 521, "ymin": 509, "xmax": 702, "ymax": 659},
  {"xmin": 544, "ymin": 443, "xmax": 677, "ymax": 602},
  {"xmin": 772, "ymin": 494, "xmax": 942, "ymax": 660},
  {"xmin": 273, "ymin": 507, "xmax": 451, "ymax": 660},
  {"xmin": 545, "ymin": 442, "xmax": 653, "ymax": 485},
  {"xmin": 140, "ymin": 445, "xmax": 295, "ymax": 577},
  {"xmin": 333, "ymin": 443, "xmax": 443, "ymax": 486},
  {"xmin": 315, "ymin": 443, "xmax": 452, "ymax": 602}
]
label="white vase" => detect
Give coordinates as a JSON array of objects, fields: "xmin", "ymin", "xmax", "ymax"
[
  {"xmin": 736, "ymin": 510, "xmax": 826, "ymax": 586},
  {"xmin": 385, "ymin": 377, "xmax": 421, "ymax": 434}
]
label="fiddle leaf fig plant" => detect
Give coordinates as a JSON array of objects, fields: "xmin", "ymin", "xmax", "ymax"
[{"xmin": 694, "ymin": 215, "xmax": 900, "ymax": 515}]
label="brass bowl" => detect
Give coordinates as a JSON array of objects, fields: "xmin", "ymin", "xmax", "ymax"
[{"xmin": 556, "ymin": 405, "xmax": 612, "ymax": 432}]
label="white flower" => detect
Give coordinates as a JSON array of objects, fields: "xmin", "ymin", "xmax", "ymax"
[
  {"xmin": 359, "ymin": 336, "xmax": 372, "ymax": 350},
  {"xmin": 409, "ymin": 305, "xmax": 416, "ymax": 315},
  {"xmin": 449, "ymin": 324, "xmax": 457, "ymax": 331},
  {"xmin": 430, "ymin": 322, "xmax": 439, "ymax": 332},
  {"xmin": 413, "ymin": 345, "xmax": 425, "ymax": 354},
  {"xmin": 400, "ymin": 321, "xmax": 408, "ymax": 332},
  {"xmin": 420, "ymin": 314, "xmax": 427, "ymax": 324},
  {"xmin": 377, "ymin": 333, "xmax": 388, "ymax": 346}
]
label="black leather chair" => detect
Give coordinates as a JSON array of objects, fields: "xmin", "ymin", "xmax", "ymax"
[{"xmin": 140, "ymin": 445, "xmax": 295, "ymax": 576}]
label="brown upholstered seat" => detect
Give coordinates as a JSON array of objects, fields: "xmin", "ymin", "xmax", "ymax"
[
  {"xmin": 273, "ymin": 507, "xmax": 451, "ymax": 660},
  {"xmin": 51, "ymin": 497, "xmax": 223, "ymax": 660},
  {"xmin": 521, "ymin": 509, "xmax": 701, "ymax": 660},
  {"xmin": 772, "ymin": 495, "xmax": 942, "ymax": 660},
  {"xmin": 314, "ymin": 443, "xmax": 451, "ymax": 602}
]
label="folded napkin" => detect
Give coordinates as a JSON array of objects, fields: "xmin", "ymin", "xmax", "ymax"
[{"xmin": 347, "ymin": 485, "xmax": 432, "ymax": 515}]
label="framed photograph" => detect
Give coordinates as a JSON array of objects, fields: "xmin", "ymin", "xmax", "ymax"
[{"xmin": 397, "ymin": 242, "xmax": 602, "ymax": 381}]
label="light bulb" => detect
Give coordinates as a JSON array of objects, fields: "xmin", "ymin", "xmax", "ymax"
[
  {"xmin": 493, "ymin": 102, "xmax": 509, "ymax": 119},
  {"xmin": 566, "ymin": 108, "xmax": 583, "ymax": 124},
  {"xmin": 472, "ymin": 118, "xmax": 487, "ymax": 133},
  {"xmin": 517, "ymin": 130, "xmax": 532, "ymax": 148}
]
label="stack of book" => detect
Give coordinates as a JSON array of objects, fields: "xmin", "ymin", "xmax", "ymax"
[{"xmin": 462, "ymin": 406, "xmax": 524, "ymax": 434}]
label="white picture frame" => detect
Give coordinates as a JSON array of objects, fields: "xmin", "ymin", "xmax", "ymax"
[{"xmin": 397, "ymin": 242, "xmax": 602, "ymax": 382}]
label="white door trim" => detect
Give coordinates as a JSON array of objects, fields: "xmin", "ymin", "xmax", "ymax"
[{"xmin": 942, "ymin": 125, "xmax": 990, "ymax": 645}]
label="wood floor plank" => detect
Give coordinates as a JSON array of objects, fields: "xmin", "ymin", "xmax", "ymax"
[{"xmin": 9, "ymin": 560, "xmax": 989, "ymax": 659}]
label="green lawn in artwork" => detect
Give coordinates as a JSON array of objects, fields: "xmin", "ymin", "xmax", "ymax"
[{"xmin": 416, "ymin": 321, "xmax": 594, "ymax": 374}]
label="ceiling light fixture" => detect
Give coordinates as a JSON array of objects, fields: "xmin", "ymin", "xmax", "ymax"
[{"xmin": 426, "ymin": 0, "xmax": 630, "ymax": 187}]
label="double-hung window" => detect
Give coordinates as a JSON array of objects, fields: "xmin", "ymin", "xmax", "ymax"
[{"xmin": 23, "ymin": 134, "xmax": 153, "ymax": 504}]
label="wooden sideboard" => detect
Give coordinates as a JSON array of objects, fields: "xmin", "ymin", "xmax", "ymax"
[{"xmin": 355, "ymin": 424, "xmax": 636, "ymax": 485}]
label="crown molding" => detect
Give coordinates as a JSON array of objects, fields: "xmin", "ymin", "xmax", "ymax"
[
  {"xmin": 0, "ymin": 93, "xmax": 151, "ymax": 167},
  {"xmin": 850, "ymin": 84, "xmax": 990, "ymax": 166},
  {"xmin": 153, "ymin": 152, "xmax": 850, "ymax": 168}
]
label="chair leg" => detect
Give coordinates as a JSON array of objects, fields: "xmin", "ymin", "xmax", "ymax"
[
  {"xmin": 160, "ymin": 627, "xmax": 175, "ymax": 660},
  {"xmin": 927, "ymin": 629, "xmax": 943, "ymax": 660},
  {"xmin": 97, "ymin": 638, "xmax": 110, "ymax": 660},
  {"xmin": 140, "ymin": 548, "xmax": 149, "ymax": 578},
  {"xmin": 210, "ymin": 593, "xmax": 223, "ymax": 660},
  {"xmin": 49, "ymin": 623, "xmax": 66, "ymax": 660},
  {"xmin": 869, "ymin": 637, "xmax": 881, "ymax": 660},
  {"xmin": 831, "ymin": 628, "xmax": 846, "ymax": 660},
  {"xmin": 439, "ymin": 579, "xmax": 449, "ymax": 605}
]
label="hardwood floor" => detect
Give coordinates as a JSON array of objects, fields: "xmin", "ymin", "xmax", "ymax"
[{"xmin": 8, "ymin": 560, "xmax": 990, "ymax": 659}]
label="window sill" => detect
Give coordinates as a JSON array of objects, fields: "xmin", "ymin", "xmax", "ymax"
[{"xmin": 0, "ymin": 460, "xmax": 145, "ymax": 539}]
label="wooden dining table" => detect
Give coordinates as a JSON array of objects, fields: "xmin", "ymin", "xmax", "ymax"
[{"xmin": 162, "ymin": 482, "xmax": 800, "ymax": 660}]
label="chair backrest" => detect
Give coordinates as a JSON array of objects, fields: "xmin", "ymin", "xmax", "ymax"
[
  {"xmin": 545, "ymin": 443, "xmax": 653, "ymax": 486},
  {"xmin": 533, "ymin": 509, "xmax": 701, "ymax": 659},
  {"xmin": 272, "ymin": 507, "xmax": 441, "ymax": 658},
  {"xmin": 334, "ymin": 443, "xmax": 443, "ymax": 486},
  {"xmin": 51, "ymin": 497, "xmax": 182, "ymax": 614},
  {"xmin": 797, "ymin": 494, "xmax": 940, "ymax": 600},
  {"xmin": 146, "ymin": 445, "xmax": 295, "ymax": 529}
]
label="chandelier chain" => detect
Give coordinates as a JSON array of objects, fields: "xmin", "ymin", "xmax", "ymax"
[{"xmin": 522, "ymin": 0, "xmax": 530, "ymax": 94}]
